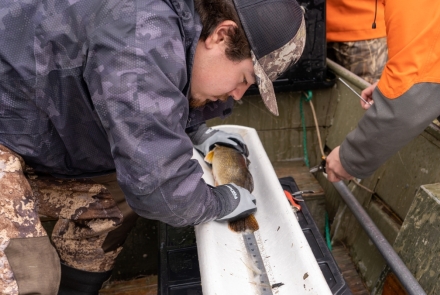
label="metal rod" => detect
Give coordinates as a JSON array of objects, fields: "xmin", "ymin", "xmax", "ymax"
[
  {"xmin": 338, "ymin": 77, "xmax": 372, "ymax": 105},
  {"xmin": 327, "ymin": 58, "xmax": 371, "ymax": 90},
  {"xmin": 332, "ymin": 181, "xmax": 426, "ymax": 295}
]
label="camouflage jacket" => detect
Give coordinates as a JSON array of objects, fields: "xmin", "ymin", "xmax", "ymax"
[{"xmin": 0, "ymin": 0, "xmax": 232, "ymax": 226}]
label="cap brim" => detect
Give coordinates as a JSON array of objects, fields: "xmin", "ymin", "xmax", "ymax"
[
  {"xmin": 251, "ymin": 16, "xmax": 306, "ymax": 116},
  {"xmin": 251, "ymin": 51, "xmax": 279, "ymax": 116}
]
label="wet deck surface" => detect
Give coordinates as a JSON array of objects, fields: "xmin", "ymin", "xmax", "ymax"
[
  {"xmin": 99, "ymin": 276, "xmax": 157, "ymax": 295},
  {"xmin": 99, "ymin": 160, "xmax": 369, "ymax": 295},
  {"xmin": 331, "ymin": 244, "xmax": 370, "ymax": 295}
]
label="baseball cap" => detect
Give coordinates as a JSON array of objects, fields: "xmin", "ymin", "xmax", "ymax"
[{"xmin": 232, "ymin": 0, "xmax": 306, "ymax": 116}]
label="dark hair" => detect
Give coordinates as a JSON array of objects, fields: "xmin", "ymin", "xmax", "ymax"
[{"xmin": 195, "ymin": 0, "xmax": 251, "ymax": 61}]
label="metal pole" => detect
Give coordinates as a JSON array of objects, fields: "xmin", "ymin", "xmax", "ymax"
[{"xmin": 332, "ymin": 181, "xmax": 426, "ymax": 295}]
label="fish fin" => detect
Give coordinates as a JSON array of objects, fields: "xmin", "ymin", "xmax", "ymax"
[
  {"xmin": 204, "ymin": 150, "xmax": 214, "ymax": 163},
  {"xmin": 228, "ymin": 214, "xmax": 259, "ymax": 232},
  {"xmin": 245, "ymin": 156, "xmax": 251, "ymax": 167},
  {"xmin": 244, "ymin": 172, "xmax": 254, "ymax": 193}
]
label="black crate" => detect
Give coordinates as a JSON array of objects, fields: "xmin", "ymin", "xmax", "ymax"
[
  {"xmin": 246, "ymin": 0, "xmax": 335, "ymax": 96},
  {"xmin": 279, "ymin": 176, "xmax": 352, "ymax": 295},
  {"xmin": 158, "ymin": 225, "xmax": 201, "ymax": 295}
]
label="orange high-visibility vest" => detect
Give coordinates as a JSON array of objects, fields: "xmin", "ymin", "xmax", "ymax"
[
  {"xmin": 378, "ymin": 0, "xmax": 440, "ymax": 99},
  {"xmin": 326, "ymin": 0, "xmax": 386, "ymax": 42}
]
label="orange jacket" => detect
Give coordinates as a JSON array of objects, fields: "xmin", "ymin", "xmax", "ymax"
[
  {"xmin": 326, "ymin": 0, "xmax": 386, "ymax": 42},
  {"xmin": 339, "ymin": 0, "xmax": 440, "ymax": 179},
  {"xmin": 378, "ymin": 0, "xmax": 440, "ymax": 99}
]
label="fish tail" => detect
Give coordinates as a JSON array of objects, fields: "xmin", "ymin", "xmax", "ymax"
[{"xmin": 228, "ymin": 214, "xmax": 259, "ymax": 232}]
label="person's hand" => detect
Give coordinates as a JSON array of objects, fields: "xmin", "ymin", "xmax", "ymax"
[
  {"xmin": 213, "ymin": 183, "xmax": 256, "ymax": 222},
  {"xmin": 193, "ymin": 128, "xmax": 248, "ymax": 156},
  {"xmin": 360, "ymin": 81, "xmax": 378, "ymax": 110},
  {"xmin": 326, "ymin": 146, "xmax": 354, "ymax": 182}
]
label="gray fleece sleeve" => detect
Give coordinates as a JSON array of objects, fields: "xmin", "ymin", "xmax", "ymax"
[{"xmin": 340, "ymin": 83, "xmax": 440, "ymax": 179}]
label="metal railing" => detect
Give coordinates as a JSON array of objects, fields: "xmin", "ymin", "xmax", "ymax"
[{"xmin": 332, "ymin": 181, "xmax": 426, "ymax": 295}]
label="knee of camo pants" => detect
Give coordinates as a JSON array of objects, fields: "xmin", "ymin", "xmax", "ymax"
[
  {"xmin": 28, "ymin": 173, "xmax": 138, "ymax": 273},
  {"xmin": 0, "ymin": 144, "xmax": 60, "ymax": 295},
  {"xmin": 327, "ymin": 38, "xmax": 388, "ymax": 84}
]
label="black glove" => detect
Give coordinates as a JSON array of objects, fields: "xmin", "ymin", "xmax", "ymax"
[
  {"xmin": 188, "ymin": 123, "xmax": 248, "ymax": 156},
  {"xmin": 213, "ymin": 183, "xmax": 257, "ymax": 222}
]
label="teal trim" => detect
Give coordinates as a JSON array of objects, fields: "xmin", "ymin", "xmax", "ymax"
[
  {"xmin": 300, "ymin": 91, "xmax": 313, "ymax": 167},
  {"xmin": 325, "ymin": 211, "xmax": 332, "ymax": 251}
]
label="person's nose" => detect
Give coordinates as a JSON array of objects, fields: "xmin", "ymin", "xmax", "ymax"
[{"xmin": 229, "ymin": 84, "xmax": 251, "ymax": 100}]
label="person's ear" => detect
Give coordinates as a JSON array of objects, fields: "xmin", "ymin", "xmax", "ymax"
[{"xmin": 204, "ymin": 20, "xmax": 237, "ymax": 49}]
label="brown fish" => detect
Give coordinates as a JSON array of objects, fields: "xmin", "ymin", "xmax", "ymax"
[{"xmin": 205, "ymin": 145, "xmax": 259, "ymax": 232}]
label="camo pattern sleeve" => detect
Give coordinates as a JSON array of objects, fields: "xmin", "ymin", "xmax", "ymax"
[
  {"xmin": 0, "ymin": 0, "xmax": 221, "ymax": 226},
  {"xmin": 81, "ymin": 0, "xmax": 222, "ymax": 226}
]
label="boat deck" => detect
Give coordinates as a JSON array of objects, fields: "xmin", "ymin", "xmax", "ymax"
[
  {"xmin": 332, "ymin": 243, "xmax": 369, "ymax": 295},
  {"xmin": 99, "ymin": 160, "xmax": 369, "ymax": 295},
  {"xmin": 100, "ymin": 276, "xmax": 157, "ymax": 295}
]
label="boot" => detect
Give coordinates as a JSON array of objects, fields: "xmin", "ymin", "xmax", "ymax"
[{"xmin": 58, "ymin": 264, "xmax": 112, "ymax": 295}]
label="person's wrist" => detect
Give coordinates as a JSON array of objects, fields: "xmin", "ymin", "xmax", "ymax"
[{"xmin": 212, "ymin": 185, "xmax": 234, "ymax": 219}]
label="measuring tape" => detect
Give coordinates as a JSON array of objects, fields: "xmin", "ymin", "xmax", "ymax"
[{"xmin": 242, "ymin": 232, "xmax": 274, "ymax": 295}]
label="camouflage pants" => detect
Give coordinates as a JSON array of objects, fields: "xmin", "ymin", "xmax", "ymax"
[
  {"xmin": 0, "ymin": 145, "xmax": 137, "ymax": 294},
  {"xmin": 327, "ymin": 37, "xmax": 388, "ymax": 84}
]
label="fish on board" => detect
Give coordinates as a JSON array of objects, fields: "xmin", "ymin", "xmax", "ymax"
[{"xmin": 205, "ymin": 145, "xmax": 259, "ymax": 232}]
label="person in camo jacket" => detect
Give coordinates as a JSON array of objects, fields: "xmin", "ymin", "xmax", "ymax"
[{"xmin": 0, "ymin": 0, "xmax": 306, "ymax": 293}]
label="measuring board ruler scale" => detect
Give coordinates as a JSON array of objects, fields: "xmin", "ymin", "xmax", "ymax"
[{"xmin": 242, "ymin": 232, "xmax": 275, "ymax": 295}]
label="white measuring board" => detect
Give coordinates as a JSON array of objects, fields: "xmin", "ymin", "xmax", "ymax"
[{"xmin": 192, "ymin": 125, "xmax": 332, "ymax": 295}]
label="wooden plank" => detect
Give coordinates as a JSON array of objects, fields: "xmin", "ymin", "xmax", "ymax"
[
  {"xmin": 332, "ymin": 244, "xmax": 369, "ymax": 295},
  {"xmin": 272, "ymin": 160, "xmax": 324, "ymax": 198},
  {"xmin": 99, "ymin": 275, "xmax": 157, "ymax": 295},
  {"xmin": 382, "ymin": 273, "xmax": 408, "ymax": 295}
]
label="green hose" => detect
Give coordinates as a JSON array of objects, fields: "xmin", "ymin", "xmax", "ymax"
[
  {"xmin": 299, "ymin": 91, "xmax": 313, "ymax": 167},
  {"xmin": 325, "ymin": 211, "xmax": 332, "ymax": 251}
]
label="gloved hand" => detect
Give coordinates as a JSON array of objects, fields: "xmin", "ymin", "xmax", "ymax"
[
  {"xmin": 188, "ymin": 124, "xmax": 248, "ymax": 156},
  {"xmin": 212, "ymin": 183, "xmax": 257, "ymax": 222}
]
